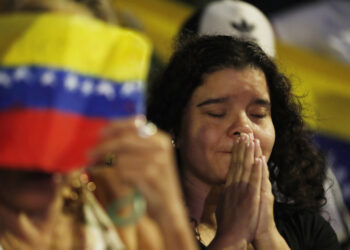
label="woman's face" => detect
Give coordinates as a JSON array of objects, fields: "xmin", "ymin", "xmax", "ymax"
[
  {"xmin": 0, "ymin": 169, "xmax": 63, "ymax": 212},
  {"xmin": 177, "ymin": 67, "xmax": 275, "ymax": 185}
]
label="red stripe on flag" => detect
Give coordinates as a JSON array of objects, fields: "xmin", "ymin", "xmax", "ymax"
[{"xmin": 0, "ymin": 108, "xmax": 107, "ymax": 173}]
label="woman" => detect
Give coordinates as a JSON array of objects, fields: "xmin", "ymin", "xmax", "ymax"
[
  {"xmin": 0, "ymin": 118, "xmax": 195, "ymax": 250},
  {"xmin": 147, "ymin": 35, "xmax": 340, "ymax": 249},
  {"xmin": 178, "ymin": 0, "xmax": 350, "ymax": 246}
]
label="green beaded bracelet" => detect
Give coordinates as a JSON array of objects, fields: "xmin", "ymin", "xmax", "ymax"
[{"xmin": 107, "ymin": 190, "xmax": 146, "ymax": 227}]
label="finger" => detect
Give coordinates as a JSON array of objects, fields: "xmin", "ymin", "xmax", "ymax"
[
  {"xmin": 98, "ymin": 128, "xmax": 169, "ymax": 155},
  {"xmin": 232, "ymin": 133, "xmax": 249, "ymax": 183},
  {"xmin": 261, "ymin": 156, "xmax": 272, "ymax": 193},
  {"xmin": 225, "ymin": 136, "xmax": 241, "ymax": 187},
  {"xmin": 92, "ymin": 146, "xmax": 172, "ymax": 179},
  {"xmin": 101, "ymin": 115, "xmax": 146, "ymax": 138},
  {"xmin": 91, "ymin": 158, "xmax": 155, "ymax": 194},
  {"xmin": 249, "ymin": 157, "xmax": 263, "ymax": 194},
  {"xmin": 109, "ymin": 159, "xmax": 176, "ymax": 207},
  {"xmin": 254, "ymin": 138, "xmax": 263, "ymax": 158},
  {"xmin": 240, "ymin": 138, "xmax": 255, "ymax": 184},
  {"xmin": 88, "ymin": 169, "xmax": 133, "ymax": 204},
  {"xmin": 88, "ymin": 134, "xmax": 164, "ymax": 165},
  {"xmin": 248, "ymin": 132, "xmax": 254, "ymax": 141},
  {"xmin": 88, "ymin": 139, "xmax": 142, "ymax": 165},
  {"xmin": 90, "ymin": 152, "xmax": 171, "ymax": 202},
  {"xmin": 0, "ymin": 203, "xmax": 37, "ymax": 234},
  {"xmin": 259, "ymin": 156, "xmax": 274, "ymax": 220}
]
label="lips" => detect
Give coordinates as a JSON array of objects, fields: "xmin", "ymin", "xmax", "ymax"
[
  {"xmin": 217, "ymin": 143, "xmax": 234, "ymax": 153},
  {"xmin": 0, "ymin": 169, "xmax": 54, "ymax": 182},
  {"xmin": 217, "ymin": 150, "xmax": 232, "ymax": 154},
  {"xmin": 22, "ymin": 171, "xmax": 54, "ymax": 180}
]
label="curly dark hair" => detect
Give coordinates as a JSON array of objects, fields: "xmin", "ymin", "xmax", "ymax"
[{"xmin": 147, "ymin": 35, "xmax": 326, "ymax": 212}]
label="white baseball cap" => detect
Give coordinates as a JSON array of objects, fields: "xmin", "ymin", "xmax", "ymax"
[{"xmin": 185, "ymin": 0, "xmax": 276, "ymax": 57}]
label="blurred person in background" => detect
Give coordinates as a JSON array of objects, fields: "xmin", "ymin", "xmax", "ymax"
[
  {"xmin": 0, "ymin": 1, "xmax": 197, "ymax": 249},
  {"xmin": 270, "ymin": 0, "xmax": 350, "ymax": 65}
]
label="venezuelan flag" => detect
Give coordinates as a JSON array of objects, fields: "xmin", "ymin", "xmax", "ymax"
[{"xmin": 0, "ymin": 13, "xmax": 152, "ymax": 173}]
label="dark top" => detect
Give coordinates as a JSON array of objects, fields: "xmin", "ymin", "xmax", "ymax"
[
  {"xmin": 199, "ymin": 202, "xmax": 340, "ymax": 250},
  {"xmin": 274, "ymin": 203, "xmax": 340, "ymax": 250}
]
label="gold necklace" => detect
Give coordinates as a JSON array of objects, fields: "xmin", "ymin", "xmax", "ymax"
[
  {"xmin": 191, "ymin": 218, "xmax": 216, "ymax": 247},
  {"xmin": 191, "ymin": 218, "xmax": 204, "ymax": 246}
]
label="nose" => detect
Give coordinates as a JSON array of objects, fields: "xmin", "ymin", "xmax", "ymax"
[{"xmin": 227, "ymin": 113, "xmax": 253, "ymax": 138}]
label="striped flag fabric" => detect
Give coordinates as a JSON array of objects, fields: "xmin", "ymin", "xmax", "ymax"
[{"xmin": 0, "ymin": 13, "xmax": 152, "ymax": 173}]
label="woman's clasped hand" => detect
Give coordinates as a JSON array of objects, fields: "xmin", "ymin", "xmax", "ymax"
[{"xmin": 213, "ymin": 133, "xmax": 286, "ymax": 250}]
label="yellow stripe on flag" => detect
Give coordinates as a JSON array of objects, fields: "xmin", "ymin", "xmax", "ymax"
[{"xmin": 0, "ymin": 13, "xmax": 152, "ymax": 82}]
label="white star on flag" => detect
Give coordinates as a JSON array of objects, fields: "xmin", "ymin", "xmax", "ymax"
[
  {"xmin": 41, "ymin": 71, "xmax": 56, "ymax": 86},
  {"xmin": 96, "ymin": 81, "xmax": 115, "ymax": 100},
  {"xmin": 121, "ymin": 81, "xmax": 142, "ymax": 96},
  {"xmin": 81, "ymin": 80, "xmax": 94, "ymax": 96},
  {"xmin": 0, "ymin": 72, "xmax": 11, "ymax": 88},
  {"xmin": 64, "ymin": 74, "xmax": 79, "ymax": 91},
  {"xmin": 13, "ymin": 67, "xmax": 29, "ymax": 81}
]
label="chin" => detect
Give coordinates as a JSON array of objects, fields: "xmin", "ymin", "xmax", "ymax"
[
  {"xmin": 1, "ymin": 183, "xmax": 60, "ymax": 213},
  {"xmin": 207, "ymin": 170, "xmax": 228, "ymax": 185},
  {"xmin": 0, "ymin": 170, "xmax": 62, "ymax": 213},
  {"xmin": 217, "ymin": 162, "xmax": 231, "ymax": 182},
  {"xmin": 15, "ymin": 190, "xmax": 58, "ymax": 212}
]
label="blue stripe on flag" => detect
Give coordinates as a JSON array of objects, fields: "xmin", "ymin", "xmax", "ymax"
[{"xmin": 0, "ymin": 66, "xmax": 144, "ymax": 118}]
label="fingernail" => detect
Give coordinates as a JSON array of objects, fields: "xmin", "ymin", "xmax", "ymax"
[
  {"xmin": 255, "ymin": 157, "xmax": 261, "ymax": 165},
  {"xmin": 138, "ymin": 122, "xmax": 158, "ymax": 138},
  {"xmin": 235, "ymin": 137, "xmax": 240, "ymax": 144},
  {"xmin": 249, "ymin": 133, "xmax": 254, "ymax": 140},
  {"xmin": 134, "ymin": 115, "xmax": 146, "ymax": 128}
]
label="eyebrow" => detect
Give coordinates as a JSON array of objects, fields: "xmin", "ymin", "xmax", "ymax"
[
  {"xmin": 196, "ymin": 97, "xmax": 229, "ymax": 107},
  {"xmin": 252, "ymin": 99, "xmax": 271, "ymax": 108},
  {"xmin": 197, "ymin": 97, "xmax": 271, "ymax": 109},
  {"xmin": 197, "ymin": 97, "xmax": 271, "ymax": 108}
]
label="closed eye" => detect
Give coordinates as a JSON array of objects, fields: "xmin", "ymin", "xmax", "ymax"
[
  {"xmin": 207, "ymin": 112, "xmax": 226, "ymax": 118},
  {"xmin": 251, "ymin": 113, "xmax": 267, "ymax": 119}
]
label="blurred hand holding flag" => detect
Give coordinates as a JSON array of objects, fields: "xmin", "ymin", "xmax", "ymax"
[{"xmin": 0, "ymin": 13, "xmax": 152, "ymax": 173}]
